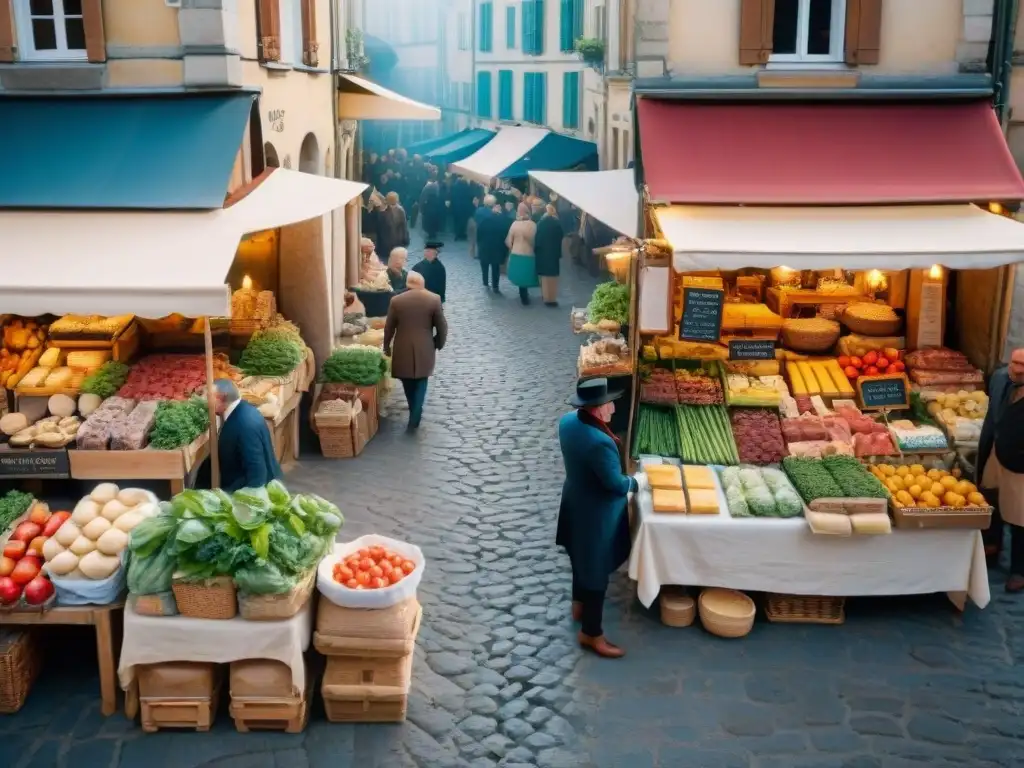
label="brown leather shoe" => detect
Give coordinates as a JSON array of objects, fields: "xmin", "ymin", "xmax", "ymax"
[
  {"xmin": 1006, "ymin": 575, "xmax": 1024, "ymax": 593},
  {"xmin": 578, "ymin": 632, "xmax": 625, "ymax": 659},
  {"xmin": 571, "ymin": 601, "xmax": 582, "ymax": 622}
]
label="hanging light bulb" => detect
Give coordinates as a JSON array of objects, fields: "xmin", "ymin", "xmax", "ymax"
[
  {"xmin": 242, "ymin": 275, "xmax": 253, "ymax": 291},
  {"xmin": 928, "ymin": 264, "xmax": 943, "ymax": 280}
]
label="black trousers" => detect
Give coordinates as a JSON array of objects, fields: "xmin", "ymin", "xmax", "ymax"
[
  {"xmin": 983, "ymin": 489, "xmax": 1024, "ymax": 575},
  {"xmin": 572, "ymin": 574, "xmax": 605, "ymax": 638},
  {"xmin": 480, "ymin": 260, "xmax": 500, "ymax": 290}
]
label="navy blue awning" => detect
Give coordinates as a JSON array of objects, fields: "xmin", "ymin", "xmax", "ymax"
[
  {"xmin": 0, "ymin": 92, "xmax": 256, "ymax": 209},
  {"xmin": 499, "ymin": 133, "xmax": 598, "ymax": 178},
  {"xmin": 426, "ymin": 128, "xmax": 496, "ymax": 165}
]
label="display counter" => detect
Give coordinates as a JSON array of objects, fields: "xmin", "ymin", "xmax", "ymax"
[{"xmin": 628, "ymin": 473, "xmax": 990, "ymax": 611}]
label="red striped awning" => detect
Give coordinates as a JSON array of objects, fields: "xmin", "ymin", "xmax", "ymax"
[{"xmin": 636, "ymin": 99, "xmax": 1024, "ymax": 205}]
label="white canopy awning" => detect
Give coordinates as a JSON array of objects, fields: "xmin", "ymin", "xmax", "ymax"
[
  {"xmin": 657, "ymin": 204, "xmax": 1024, "ymax": 272},
  {"xmin": 529, "ymin": 169, "xmax": 638, "ymax": 237},
  {"xmin": 337, "ymin": 74, "xmax": 441, "ymax": 121},
  {"xmin": 451, "ymin": 126, "xmax": 548, "ymax": 184},
  {"xmin": 0, "ymin": 169, "xmax": 367, "ymax": 319}
]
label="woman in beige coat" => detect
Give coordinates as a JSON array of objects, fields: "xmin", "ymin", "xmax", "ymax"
[{"xmin": 505, "ymin": 203, "xmax": 539, "ymax": 305}]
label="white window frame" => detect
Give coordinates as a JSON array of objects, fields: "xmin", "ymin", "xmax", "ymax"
[
  {"xmin": 769, "ymin": 0, "xmax": 846, "ymax": 65},
  {"xmin": 277, "ymin": 0, "xmax": 303, "ymax": 65},
  {"xmin": 15, "ymin": 0, "xmax": 87, "ymax": 61}
]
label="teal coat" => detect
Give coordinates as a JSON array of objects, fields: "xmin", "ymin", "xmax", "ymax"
[
  {"xmin": 219, "ymin": 401, "xmax": 282, "ymax": 493},
  {"xmin": 556, "ymin": 410, "xmax": 637, "ymax": 591}
]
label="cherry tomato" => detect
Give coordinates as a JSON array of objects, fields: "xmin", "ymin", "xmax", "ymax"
[
  {"xmin": 390, "ymin": 555, "xmax": 404, "ymax": 568},
  {"xmin": 368, "ymin": 565, "xmax": 383, "ymax": 578},
  {"xmin": 338, "ymin": 566, "xmax": 355, "ymax": 581},
  {"xmin": 356, "ymin": 570, "xmax": 371, "ymax": 586},
  {"xmin": 371, "ymin": 577, "xmax": 389, "ymax": 589},
  {"xmin": 358, "ymin": 558, "xmax": 375, "ymax": 572},
  {"xmin": 345, "ymin": 558, "xmax": 361, "ymax": 571},
  {"xmin": 369, "ymin": 546, "xmax": 385, "ymax": 560},
  {"xmin": 356, "ymin": 548, "xmax": 370, "ymax": 558},
  {"xmin": 389, "ymin": 570, "xmax": 404, "ymax": 585},
  {"xmin": 401, "ymin": 560, "xmax": 416, "ymax": 574},
  {"xmin": 345, "ymin": 578, "xmax": 360, "ymax": 589},
  {"xmin": 379, "ymin": 559, "xmax": 394, "ymax": 574}
]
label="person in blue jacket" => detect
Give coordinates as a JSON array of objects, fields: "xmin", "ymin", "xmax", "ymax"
[
  {"xmin": 215, "ymin": 379, "xmax": 282, "ymax": 493},
  {"xmin": 556, "ymin": 378, "xmax": 641, "ymax": 658}
]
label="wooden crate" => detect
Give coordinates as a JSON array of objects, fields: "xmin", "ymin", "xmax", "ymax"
[
  {"xmin": 323, "ymin": 650, "xmax": 413, "ymax": 691},
  {"xmin": 140, "ymin": 662, "xmax": 221, "ymax": 733},
  {"xmin": 230, "ymin": 696, "xmax": 307, "ymax": 733},
  {"xmin": 322, "ymin": 685, "xmax": 408, "ymax": 724},
  {"xmin": 141, "ymin": 689, "xmax": 220, "ymax": 733},
  {"xmin": 314, "ymin": 598, "xmax": 421, "ymax": 657}
]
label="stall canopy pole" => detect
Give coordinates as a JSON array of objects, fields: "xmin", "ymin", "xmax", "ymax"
[{"xmin": 203, "ymin": 318, "xmax": 220, "ymax": 489}]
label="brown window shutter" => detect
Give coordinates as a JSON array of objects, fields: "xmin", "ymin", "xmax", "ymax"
[
  {"xmin": 258, "ymin": 0, "xmax": 282, "ymax": 62},
  {"xmin": 845, "ymin": 0, "xmax": 882, "ymax": 65},
  {"xmin": 738, "ymin": 0, "xmax": 775, "ymax": 66},
  {"xmin": 82, "ymin": 0, "xmax": 106, "ymax": 62},
  {"xmin": 301, "ymin": 0, "xmax": 318, "ymax": 67},
  {"xmin": 0, "ymin": 0, "xmax": 14, "ymax": 63}
]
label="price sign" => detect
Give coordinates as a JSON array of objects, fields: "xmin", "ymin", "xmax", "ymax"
[
  {"xmin": 679, "ymin": 287, "xmax": 724, "ymax": 343},
  {"xmin": 728, "ymin": 339, "xmax": 776, "ymax": 361},
  {"xmin": 0, "ymin": 447, "xmax": 70, "ymax": 478},
  {"xmin": 857, "ymin": 374, "xmax": 910, "ymax": 410}
]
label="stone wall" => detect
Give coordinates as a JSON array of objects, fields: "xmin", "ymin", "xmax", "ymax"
[
  {"xmin": 634, "ymin": 0, "xmax": 669, "ymax": 78},
  {"xmin": 957, "ymin": 0, "xmax": 994, "ymax": 73}
]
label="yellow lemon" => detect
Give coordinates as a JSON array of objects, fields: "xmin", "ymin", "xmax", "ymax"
[
  {"xmin": 930, "ymin": 483, "xmax": 946, "ymax": 497},
  {"xmin": 953, "ymin": 481, "xmax": 972, "ymax": 497},
  {"xmin": 962, "ymin": 481, "xmax": 978, "ymax": 495},
  {"xmin": 925, "ymin": 495, "xmax": 942, "ymax": 509},
  {"xmin": 939, "ymin": 476, "xmax": 957, "ymax": 490},
  {"xmin": 896, "ymin": 466, "xmax": 911, "ymax": 478},
  {"xmin": 896, "ymin": 490, "xmax": 914, "ymax": 506},
  {"xmin": 927, "ymin": 469, "xmax": 942, "ymax": 481},
  {"xmin": 881, "ymin": 465, "xmax": 896, "ymax": 477},
  {"xmin": 915, "ymin": 475, "xmax": 931, "ymax": 489},
  {"xmin": 890, "ymin": 476, "xmax": 906, "ymax": 491},
  {"xmin": 908, "ymin": 484, "xmax": 923, "ymax": 500},
  {"xmin": 967, "ymin": 491, "xmax": 986, "ymax": 506},
  {"xmin": 909, "ymin": 464, "xmax": 925, "ymax": 476},
  {"xmin": 943, "ymin": 491, "xmax": 959, "ymax": 507}
]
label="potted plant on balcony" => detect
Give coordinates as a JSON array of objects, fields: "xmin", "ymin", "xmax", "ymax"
[
  {"xmin": 346, "ymin": 29, "xmax": 370, "ymax": 72},
  {"xmin": 574, "ymin": 37, "xmax": 605, "ymax": 69}
]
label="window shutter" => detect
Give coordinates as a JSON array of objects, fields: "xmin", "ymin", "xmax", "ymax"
[
  {"xmin": 499, "ymin": 70, "xmax": 513, "ymax": 120},
  {"xmin": 534, "ymin": 0, "xmax": 545, "ymax": 54},
  {"xmin": 480, "ymin": 2, "xmax": 493, "ymax": 52},
  {"xmin": 738, "ymin": 0, "xmax": 774, "ymax": 66},
  {"xmin": 301, "ymin": 0, "xmax": 318, "ymax": 66},
  {"xmin": 559, "ymin": 0, "xmax": 571, "ymax": 52},
  {"xmin": 563, "ymin": 71, "xmax": 579, "ymax": 129},
  {"xmin": 0, "ymin": 0, "xmax": 14, "ymax": 63},
  {"xmin": 83, "ymin": 0, "xmax": 106, "ymax": 63},
  {"xmin": 537, "ymin": 73, "xmax": 547, "ymax": 124},
  {"xmin": 845, "ymin": 0, "xmax": 882, "ymax": 65},
  {"xmin": 258, "ymin": 0, "xmax": 282, "ymax": 62},
  {"xmin": 572, "ymin": 0, "xmax": 584, "ymax": 41},
  {"xmin": 477, "ymin": 72, "xmax": 492, "ymax": 118},
  {"xmin": 506, "ymin": 5, "xmax": 516, "ymax": 48},
  {"xmin": 524, "ymin": 73, "xmax": 533, "ymax": 122}
]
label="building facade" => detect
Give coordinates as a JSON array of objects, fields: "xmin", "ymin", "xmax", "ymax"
[{"xmin": 472, "ymin": 0, "xmax": 587, "ymax": 135}]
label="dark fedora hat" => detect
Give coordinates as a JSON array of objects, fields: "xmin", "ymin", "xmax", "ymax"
[
  {"xmin": 569, "ymin": 378, "xmax": 621, "ymax": 408},
  {"xmin": 425, "ymin": 240, "xmax": 445, "ymax": 250}
]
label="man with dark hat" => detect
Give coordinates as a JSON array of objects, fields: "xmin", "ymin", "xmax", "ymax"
[
  {"xmin": 555, "ymin": 378, "xmax": 641, "ymax": 659},
  {"xmin": 411, "ymin": 241, "xmax": 447, "ymax": 304}
]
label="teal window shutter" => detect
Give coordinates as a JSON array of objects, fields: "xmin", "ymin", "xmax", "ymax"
[
  {"xmin": 537, "ymin": 72, "xmax": 547, "ymax": 124},
  {"xmin": 521, "ymin": 1, "xmax": 533, "ymax": 53},
  {"xmin": 506, "ymin": 5, "xmax": 516, "ymax": 48},
  {"xmin": 534, "ymin": 0, "xmax": 545, "ymax": 54},
  {"xmin": 479, "ymin": 2, "xmax": 493, "ymax": 53},
  {"xmin": 572, "ymin": 0, "xmax": 584, "ymax": 41},
  {"xmin": 559, "ymin": 0, "xmax": 572, "ymax": 52},
  {"xmin": 523, "ymin": 73, "xmax": 534, "ymax": 122},
  {"xmin": 477, "ymin": 71, "xmax": 493, "ymax": 118},
  {"xmin": 499, "ymin": 70, "xmax": 513, "ymax": 120},
  {"xmin": 562, "ymin": 71, "xmax": 579, "ymax": 129}
]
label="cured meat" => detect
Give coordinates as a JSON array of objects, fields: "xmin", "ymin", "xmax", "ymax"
[
  {"xmin": 117, "ymin": 354, "xmax": 239, "ymax": 401},
  {"xmin": 110, "ymin": 400, "xmax": 159, "ymax": 451}
]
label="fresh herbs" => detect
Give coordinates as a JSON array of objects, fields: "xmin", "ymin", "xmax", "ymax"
[
  {"xmin": 321, "ymin": 345, "xmax": 388, "ymax": 386},
  {"xmin": 0, "ymin": 490, "xmax": 34, "ymax": 535},
  {"xmin": 80, "ymin": 361, "xmax": 130, "ymax": 398},
  {"xmin": 239, "ymin": 334, "xmax": 305, "ymax": 377},
  {"xmin": 149, "ymin": 398, "xmax": 209, "ymax": 450},
  {"xmin": 820, "ymin": 455, "xmax": 889, "ymax": 499},
  {"xmin": 587, "ymin": 281, "xmax": 630, "ymax": 326}
]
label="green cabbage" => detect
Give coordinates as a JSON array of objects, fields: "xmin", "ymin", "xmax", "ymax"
[
  {"xmin": 231, "ymin": 487, "xmax": 272, "ymax": 530},
  {"xmin": 129, "ymin": 516, "xmax": 179, "ymax": 559},
  {"xmin": 128, "ymin": 540, "xmax": 177, "ymax": 595},
  {"xmin": 234, "ymin": 562, "xmax": 296, "ymax": 595}
]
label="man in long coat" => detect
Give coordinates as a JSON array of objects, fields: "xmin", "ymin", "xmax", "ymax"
[
  {"xmin": 420, "ymin": 177, "xmax": 444, "ymax": 239},
  {"xmin": 411, "ymin": 241, "xmax": 447, "ymax": 303},
  {"xmin": 475, "ymin": 199, "xmax": 507, "ymax": 293},
  {"xmin": 383, "ymin": 272, "xmax": 448, "ymax": 430},
  {"xmin": 535, "ymin": 204, "xmax": 564, "ymax": 306},
  {"xmin": 376, "ymin": 192, "xmax": 410, "ymax": 267}
]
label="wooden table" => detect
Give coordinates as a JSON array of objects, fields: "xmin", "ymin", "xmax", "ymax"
[{"xmin": 0, "ymin": 602, "xmax": 123, "ymax": 716}]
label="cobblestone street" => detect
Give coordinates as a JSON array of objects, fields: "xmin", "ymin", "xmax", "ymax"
[{"xmin": 3, "ymin": 234, "xmax": 1024, "ymax": 768}]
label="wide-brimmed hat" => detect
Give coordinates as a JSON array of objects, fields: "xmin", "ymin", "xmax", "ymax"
[
  {"xmin": 569, "ymin": 378, "xmax": 621, "ymax": 408},
  {"xmin": 425, "ymin": 240, "xmax": 444, "ymax": 250}
]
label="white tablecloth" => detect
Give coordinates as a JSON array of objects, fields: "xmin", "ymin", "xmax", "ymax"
[
  {"xmin": 118, "ymin": 602, "xmax": 313, "ymax": 694},
  {"xmin": 628, "ymin": 471, "xmax": 990, "ymax": 611}
]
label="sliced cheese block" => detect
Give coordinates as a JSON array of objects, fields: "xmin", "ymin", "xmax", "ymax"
[
  {"xmin": 645, "ymin": 464, "xmax": 682, "ymax": 490},
  {"xmin": 682, "ymin": 465, "xmax": 716, "ymax": 490},
  {"xmin": 652, "ymin": 489, "xmax": 687, "ymax": 513},
  {"xmin": 686, "ymin": 489, "xmax": 720, "ymax": 515},
  {"xmin": 806, "ymin": 509, "xmax": 853, "ymax": 536},
  {"xmin": 850, "ymin": 512, "xmax": 892, "ymax": 535}
]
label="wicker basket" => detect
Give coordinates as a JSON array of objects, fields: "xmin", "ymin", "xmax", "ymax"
[
  {"xmin": 238, "ymin": 569, "xmax": 317, "ymax": 621},
  {"xmin": 781, "ymin": 319, "xmax": 840, "ymax": 353},
  {"xmin": 0, "ymin": 629, "xmax": 40, "ymax": 714},
  {"xmin": 659, "ymin": 589, "xmax": 695, "ymax": 628},
  {"xmin": 765, "ymin": 594, "xmax": 846, "ymax": 625},
  {"xmin": 172, "ymin": 577, "xmax": 238, "ymax": 620},
  {"xmin": 698, "ymin": 588, "xmax": 755, "ymax": 638},
  {"xmin": 841, "ymin": 304, "xmax": 902, "ymax": 336}
]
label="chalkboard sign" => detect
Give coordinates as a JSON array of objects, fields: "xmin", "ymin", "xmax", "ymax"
[
  {"xmin": 857, "ymin": 374, "xmax": 910, "ymax": 411},
  {"xmin": 679, "ymin": 287, "xmax": 724, "ymax": 343},
  {"xmin": 0, "ymin": 447, "xmax": 70, "ymax": 479},
  {"xmin": 728, "ymin": 339, "xmax": 776, "ymax": 361}
]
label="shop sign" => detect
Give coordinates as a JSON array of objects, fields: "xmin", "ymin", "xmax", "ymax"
[
  {"xmin": 0, "ymin": 448, "xmax": 70, "ymax": 478},
  {"xmin": 857, "ymin": 374, "xmax": 910, "ymax": 411},
  {"xmin": 268, "ymin": 109, "xmax": 285, "ymax": 132},
  {"xmin": 679, "ymin": 287, "xmax": 724, "ymax": 343},
  {"xmin": 728, "ymin": 339, "xmax": 775, "ymax": 361}
]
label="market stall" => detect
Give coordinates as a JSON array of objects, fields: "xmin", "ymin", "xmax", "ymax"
[{"xmin": 451, "ymin": 126, "xmax": 597, "ymax": 185}]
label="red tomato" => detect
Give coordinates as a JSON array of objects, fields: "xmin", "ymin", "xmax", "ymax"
[
  {"xmin": 850, "ymin": 357, "xmax": 863, "ymax": 369},
  {"xmin": 379, "ymin": 559, "xmax": 394, "ymax": 574},
  {"xmin": 369, "ymin": 565, "xmax": 383, "ymax": 578},
  {"xmin": 0, "ymin": 557, "xmax": 15, "ymax": 577},
  {"xmin": 345, "ymin": 558, "xmax": 361, "ymax": 572},
  {"xmin": 389, "ymin": 570, "xmax": 404, "ymax": 585},
  {"xmin": 875, "ymin": 357, "xmax": 889, "ymax": 369},
  {"xmin": 883, "ymin": 347, "xmax": 901, "ymax": 361},
  {"xmin": 338, "ymin": 566, "xmax": 355, "ymax": 581},
  {"xmin": 356, "ymin": 548, "xmax": 370, "ymax": 559},
  {"xmin": 371, "ymin": 577, "xmax": 389, "ymax": 590},
  {"xmin": 41, "ymin": 511, "xmax": 70, "ymax": 539},
  {"xmin": 368, "ymin": 546, "xmax": 386, "ymax": 560},
  {"xmin": 401, "ymin": 560, "xmax": 416, "ymax": 574},
  {"xmin": 862, "ymin": 351, "xmax": 879, "ymax": 366},
  {"xmin": 844, "ymin": 366, "xmax": 860, "ymax": 380},
  {"xmin": 891, "ymin": 361, "xmax": 906, "ymax": 372},
  {"xmin": 837, "ymin": 356, "xmax": 851, "ymax": 368},
  {"xmin": 358, "ymin": 558, "xmax": 375, "ymax": 572},
  {"xmin": 10, "ymin": 557, "xmax": 40, "ymax": 586},
  {"xmin": 345, "ymin": 578, "xmax": 360, "ymax": 589},
  {"xmin": 356, "ymin": 570, "xmax": 371, "ymax": 586},
  {"xmin": 10, "ymin": 522, "xmax": 41, "ymax": 544},
  {"xmin": 865, "ymin": 366, "xmax": 880, "ymax": 376},
  {"xmin": 3, "ymin": 541, "xmax": 26, "ymax": 560},
  {"xmin": 390, "ymin": 555, "xmax": 404, "ymax": 568},
  {"xmin": 0, "ymin": 577, "xmax": 21, "ymax": 605}
]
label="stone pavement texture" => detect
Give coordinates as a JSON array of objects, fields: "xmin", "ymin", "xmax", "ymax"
[{"xmin": 3, "ymin": 233, "xmax": 1024, "ymax": 768}]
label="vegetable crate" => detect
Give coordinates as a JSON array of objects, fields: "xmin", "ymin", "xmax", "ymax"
[
  {"xmin": 316, "ymin": 410, "xmax": 369, "ymax": 459},
  {"xmin": 138, "ymin": 661, "xmax": 221, "ymax": 733},
  {"xmin": 0, "ymin": 629, "xmax": 41, "ymax": 714},
  {"xmin": 765, "ymin": 594, "xmax": 846, "ymax": 625},
  {"xmin": 228, "ymin": 659, "xmax": 309, "ymax": 734}
]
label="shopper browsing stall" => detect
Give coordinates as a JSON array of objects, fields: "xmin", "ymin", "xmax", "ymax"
[
  {"xmin": 387, "ymin": 248, "xmax": 409, "ymax": 293},
  {"xmin": 506, "ymin": 203, "xmax": 539, "ymax": 306},
  {"xmin": 979, "ymin": 348, "xmax": 1024, "ymax": 592},
  {"xmin": 556, "ymin": 378, "xmax": 640, "ymax": 659}
]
